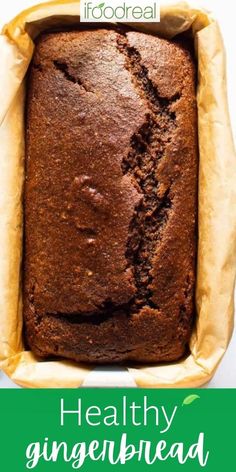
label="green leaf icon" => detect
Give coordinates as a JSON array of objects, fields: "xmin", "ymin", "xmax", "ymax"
[
  {"xmin": 97, "ymin": 2, "xmax": 105, "ymax": 8},
  {"xmin": 182, "ymin": 394, "xmax": 200, "ymax": 406}
]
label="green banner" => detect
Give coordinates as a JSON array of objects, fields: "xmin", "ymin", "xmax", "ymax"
[{"xmin": 0, "ymin": 389, "xmax": 235, "ymax": 470}]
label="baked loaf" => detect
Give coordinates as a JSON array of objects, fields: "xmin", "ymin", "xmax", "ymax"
[{"xmin": 24, "ymin": 27, "xmax": 198, "ymax": 363}]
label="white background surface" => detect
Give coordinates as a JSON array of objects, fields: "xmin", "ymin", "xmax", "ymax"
[{"xmin": 0, "ymin": 0, "xmax": 235, "ymax": 388}]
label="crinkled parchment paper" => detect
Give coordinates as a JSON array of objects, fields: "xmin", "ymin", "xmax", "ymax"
[{"xmin": 0, "ymin": 0, "xmax": 236, "ymax": 388}]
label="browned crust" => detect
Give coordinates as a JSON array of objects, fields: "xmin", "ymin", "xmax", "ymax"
[{"xmin": 24, "ymin": 27, "xmax": 198, "ymax": 363}]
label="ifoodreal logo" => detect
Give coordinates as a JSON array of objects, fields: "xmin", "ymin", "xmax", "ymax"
[{"xmin": 80, "ymin": 0, "xmax": 160, "ymax": 23}]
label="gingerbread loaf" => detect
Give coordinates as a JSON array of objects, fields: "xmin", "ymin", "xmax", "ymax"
[{"xmin": 24, "ymin": 27, "xmax": 198, "ymax": 363}]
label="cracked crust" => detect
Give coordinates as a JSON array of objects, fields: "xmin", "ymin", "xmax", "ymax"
[{"xmin": 24, "ymin": 27, "xmax": 198, "ymax": 363}]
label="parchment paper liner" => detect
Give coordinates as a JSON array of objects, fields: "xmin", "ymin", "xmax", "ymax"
[{"xmin": 0, "ymin": 0, "xmax": 235, "ymax": 388}]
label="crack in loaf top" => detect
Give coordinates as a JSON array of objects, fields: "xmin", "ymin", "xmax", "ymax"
[{"xmin": 24, "ymin": 27, "xmax": 197, "ymax": 323}]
